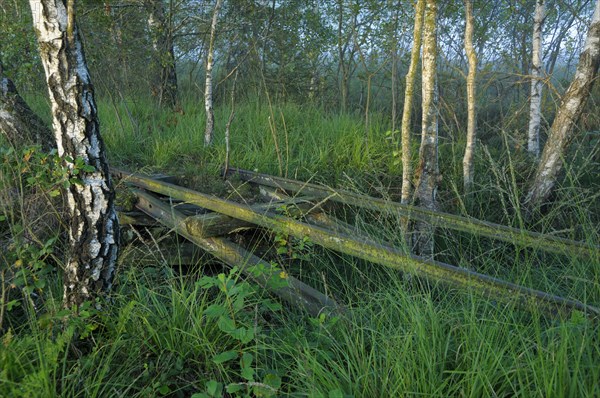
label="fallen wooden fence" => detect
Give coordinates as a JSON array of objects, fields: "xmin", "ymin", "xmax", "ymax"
[{"xmin": 112, "ymin": 167, "xmax": 599, "ymax": 319}]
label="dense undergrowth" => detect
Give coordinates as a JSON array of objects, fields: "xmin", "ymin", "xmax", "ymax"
[{"xmin": 1, "ymin": 97, "xmax": 599, "ymax": 397}]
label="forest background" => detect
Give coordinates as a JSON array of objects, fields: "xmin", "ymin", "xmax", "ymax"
[{"xmin": 1, "ymin": 0, "xmax": 599, "ymax": 397}]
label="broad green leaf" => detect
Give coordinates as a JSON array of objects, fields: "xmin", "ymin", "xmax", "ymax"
[
  {"xmin": 212, "ymin": 350, "xmax": 238, "ymax": 364},
  {"xmin": 197, "ymin": 276, "xmax": 216, "ymax": 289},
  {"xmin": 217, "ymin": 315, "xmax": 236, "ymax": 333},
  {"xmin": 241, "ymin": 352, "xmax": 253, "ymax": 368},
  {"xmin": 264, "ymin": 373, "xmax": 282, "ymax": 390},
  {"xmin": 205, "ymin": 380, "xmax": 222, "ymax": 396},
  {"xmin": 203, "ymin": 304, "xmax": 226, "ymax": 318},
  {"xmin": 241, "ymin": 366, "xmax": 254, "ymax": 381},
  {"xmin": 231, "ymin": 327, "xmax": 254, "ymax": 344}
]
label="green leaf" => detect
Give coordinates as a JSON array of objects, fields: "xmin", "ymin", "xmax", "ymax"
[
  {"xmin": 203, "ymin": 304, "xmax": 226, "ymax": 318},
  {"xmin": 197, "ymin": 276, "xmax": 216, "ymax": 289},
  {"xmin": 205, "ymin": 380, "xmax": 222, "ymax": 396},
  {"xmin": 232, "ymin": 295, "xmax": 246, "ymax": 312},
  {"xmin": 231, "ymin": 327, "xmax": 254, "ymax": 344},
  {"xmin": 241, "ymin": 366, "xmax": 254, "ymax": 381},
  {"xmin": 264, "ymin": 373, "xmax": 282, "ymax": 390},
  {"xmin": 34, "ymin": 278, "xmax": 46, "ymax": 289},
  {"xmin": 217, "ymin": 316, "xmax": 236, "ymax": 333},
  {"xmin": 226, "ymin": 383, "xmax": 244, "ymax": 394},
  {"xmin": 241, "ymin": 352, "xmax": 253, "ymax": 368},
  {"xmin": 6, "ymin": 300, "xmax": 20, "ymax": 311},
  {"xmin": 56, "ymin": 309, "xmax": 71, "ymax": 317},
  {"xmin": 212, "ymin": 350, "xmax": 238, "ymax": 364},
  {"xmin": 157, "ymin": 384, "xmax": 170, "ymax": 395}
]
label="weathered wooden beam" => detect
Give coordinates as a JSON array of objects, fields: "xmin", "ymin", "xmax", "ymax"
[
  {"xmin": 115, "ymin": 168, "xmax": 599, "ymax": 318},
  {"xmin": 225, "ymin": 167, "xmax": 599, "ymax": 259},
  {"xmin": 133, "ymin": 189, "xmax": 340, "ymax": 317}
]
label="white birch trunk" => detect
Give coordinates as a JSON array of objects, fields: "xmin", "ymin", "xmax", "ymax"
[
  {"xmin": 462, "ymin": 0, "xmax": 477, "ymax": 193},
  {"xmin": 413, "ymin": 0, "xmax": 439, "ymax": 258},
  {"xmin": 204, "ymin": 0, "xmax": 223, "ymax": 146},
  {"xmin": 527, "ymin": 0, "xmax": 545, "ymax": 158},
  {"xmin": 400, "ymin": 0, "xmax": 425, "ymax": 205},
  {"xmin": 29, "ymin": 0, "xmax": 119, "ymax": 308},
  {"xmin": 525, "ymin": 0, "xmax": 600, "ymax": 213}
]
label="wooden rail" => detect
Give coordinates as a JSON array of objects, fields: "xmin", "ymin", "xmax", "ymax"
[{"xmin": 225, "ymin": 167, "xmax": 599, "ymax": 259}]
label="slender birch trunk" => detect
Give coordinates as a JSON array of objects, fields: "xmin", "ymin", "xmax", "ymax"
[
  {"xmin": 525, "ymin": 0, "xmax": 600, "ymax": 213},
  {"xmin": 204, "ymin": 0, "xmax": 223, "ymax": 147},
  {"xmin": 462, "ymin": 0, "xmax": 477, "ymax": 192},
  {"xmin": 527, "ymin": 0, "xmax": 545, "ymax": 158},
  {"xmin": 224, "ymin": 70, "xmax": 238, "ymax": 177},
  {"xmin": 413, "ymin": 0, "xmax": 438, "ymax": 258},
  {"xmin": 391, "ymin": 41, "xmax": 397, "ymax": 136},
  {"xmin": 145, "ymin": 0, "xmax": 178, "ymax": 109},
  {"xmin": 29, "ymin": 0, "xmax": 119, "ymax": 309},
  {"xmin": 400, "ymin": 0, "xmax": 425, "ymax": 205}
]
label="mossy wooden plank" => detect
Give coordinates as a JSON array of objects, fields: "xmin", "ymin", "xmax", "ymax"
[{"xmin": 226, "ymin": 167, "xmax": 599, "ymax": 259}]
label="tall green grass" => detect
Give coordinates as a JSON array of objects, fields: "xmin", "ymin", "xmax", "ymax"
[{"xmin": 2, "ymin": 97, "xmax": 599, "ymax": 397}]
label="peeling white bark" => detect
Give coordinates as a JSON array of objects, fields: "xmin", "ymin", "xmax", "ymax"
[
  {"xmin": 400, "ymin": 0, "xmax": 425, "ymax": 206},
  {"xmin": 462, "ymin": 0, "xmax": 477, "ymax": 193},
  {"xmin": 204, "ymin": 0, "xmax": 223, "ymax": 147},
  {"xmin": 29, "ymin": 0, "xmax": 119, "ymax": 309},
  {"xmin": 527, "ymin": 0, "xmax": 545, "ymax": 158},
  {"xmin": 525, "ymin": 0, "xmax": 600, "ymax": 213},
  {"xmin": 413, "ymin": 0, "xmax": 438, "ymax": 258}
]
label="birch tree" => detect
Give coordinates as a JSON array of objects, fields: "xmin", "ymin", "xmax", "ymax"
[
  {"xmin": 400, "ymin": 0, "xmax": 425, "ymax": 205},
  {"xmin": 527, "ymin": 0, "xmax": 545, "ymax": 158},
  {"xmin": 412, "ymin": 0, "xmax": 438, "ymax": 258},
  {"xmin": 145, "ymin": 0, "xmax": 178, "ymax": 109},
  {"xmin": 525, "ymin": 0, "xmax": 600, "ymax": 213},
  {"xmin": 462, "ymin": 0, "xmax": 477, "ymax": 193},
  {"xmin": 29, "ymin": 0, "xmax": 119, "ymax": 308},
  {"xmin": 204, "ymin": 0, "xmax": 223, "ymax": 147}
]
